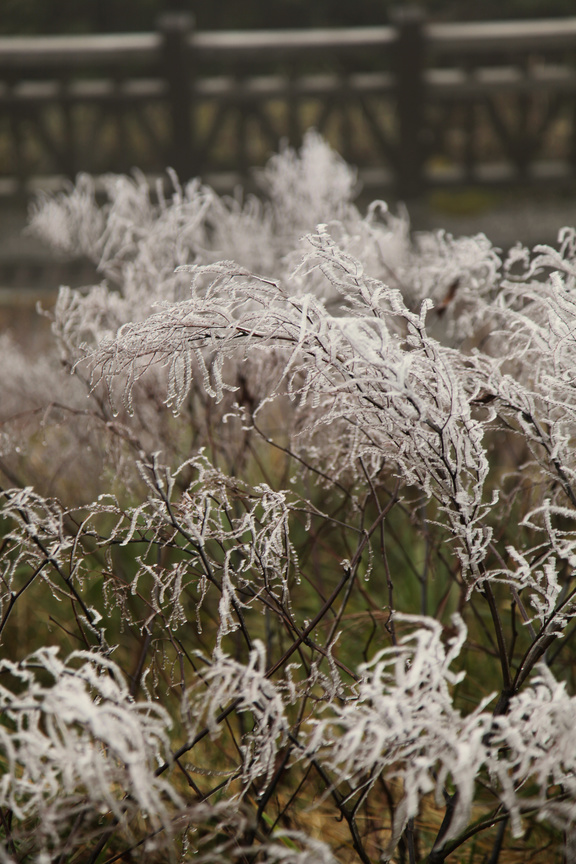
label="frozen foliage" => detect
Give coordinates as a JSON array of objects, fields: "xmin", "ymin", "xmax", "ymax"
[
  {"xmin": 86, "ymin": 227, "xmax": 494, "ymax": 576},
  {"xmin": 257, "ymin": 129, "xmax": 358, "ymax": 237},
  {"xmin": 305, "ymin": 615, "xmax": 491, "ymax": 855},
  {"xmin": 2, "ymin": 133, "xmax": 576, "ymax": 862},
  {"xmin": 0, "ymin": 648, "xmax": 181, "ymax": 860},
  {"xmin": 186, "ymin": 640, "xmax": 289, "ymax": 790},
  {"xmin": 490, "ymin": 663, "xmax": 576, "ymax": 838},
  {"xmin": 73, "ymin": 449, "xmax": 300, "ymax": 641}
]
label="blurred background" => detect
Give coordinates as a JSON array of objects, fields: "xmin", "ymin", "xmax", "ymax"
[
  {"xmin": 1, "ymin": 0, "xmax": 575, "ymax": 33},
  {"xmin": 1, "ymin": 0, "xmax": 576, "ymax": 334}
]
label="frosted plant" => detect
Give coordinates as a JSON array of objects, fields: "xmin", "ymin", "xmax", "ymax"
[
  {"xmin": 257, "ymin": 129, "xmax": 358, "ymax": 239},
  {"xmin": 489, "ymin": 663, "xmax": 576, "ymax": 838},
  {"xmin": 186, "ymin": 641, "xmax": 289, "ymax": 791},
  {"xmin": 236, "ymin": 831, "xmax": 338, "ymax": 864},
  {"xmin": 86, "ymin": 226, "xmax": 496, "ymax": 579},
  {"xmin": 13, "ymin": 131, "xmax": 501, "ymax": 498},
  {"xmin": 0, "ymin": 484, "xmax": 114, "ymax": 659},
  {"xmin": 28, "ymin": 173, "xmax": 107, "ymax": 259},
  {"xmin": 485, "ymin": 263, "xmax": 576, "ymax": 506},
  {"xmin": 304, "ymin": 615, "xmax": 493, "ymax": 857},
  {"xmin": 0, "ymin": 331, "xmax": 109, "ymax": 500},
  {"xmin": 0, "ymin": 648, "xmax": 182, "ymax": 861},
  {"xmin": 4, "ymin": 134, "xmax": 576, "ymax": 862},
  {"xmin": 81, "ymin": 450, "xmax": 301, "ymax": 644}
]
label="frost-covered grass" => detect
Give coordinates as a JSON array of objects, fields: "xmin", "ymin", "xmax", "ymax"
[{"xmin": 1, "ymin": 131, "xmax": 576, "ymax": 862}]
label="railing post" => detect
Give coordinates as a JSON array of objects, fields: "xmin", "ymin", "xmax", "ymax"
[
  {"xmin": 391, "ymin": 6, "xmax": 426, "ymax": 198},
  {"xmin": 6, "ymin": 75, "xmax": 27, "ymax": 196},
  {"xmin": 158, "ymin": 12, "xmax": 195, "ymax": 180}
]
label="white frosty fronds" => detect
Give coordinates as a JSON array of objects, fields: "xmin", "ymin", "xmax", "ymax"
[
  {"xmin": 2, "ymin": 133, "xmax": 576, "ymax": 862},
  {"xmin": 187, "ymin": 641, "xmax": 289, "ymax": 791},
  {"xmin": 305, "ymin": 616, "xmax": 492, "ymax": 854},
  {"xmin": 0, "ymin": 648, "xmax": 181, "ymax": 860}
]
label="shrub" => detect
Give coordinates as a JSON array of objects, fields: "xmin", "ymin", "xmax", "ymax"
[{"xmin": 1, "ymin": 131, "xmax": 576, "ymax": 862}]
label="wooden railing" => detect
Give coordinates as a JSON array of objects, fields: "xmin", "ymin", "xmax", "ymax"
[{"xmin": 1, "ymin": 10, "xmax": 576, "ymax": 198}]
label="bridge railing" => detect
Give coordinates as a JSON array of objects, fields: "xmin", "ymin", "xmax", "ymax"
[{"xmin": 1, "ymin": 11, "xmax": 576, "ymax": 197}]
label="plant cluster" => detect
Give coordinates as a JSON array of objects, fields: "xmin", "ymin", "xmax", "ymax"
[{"xmin": 1, "ymin": 132, "xmax": 576, "ymax": 862}]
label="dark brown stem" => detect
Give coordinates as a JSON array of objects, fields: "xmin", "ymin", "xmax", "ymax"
[{"xmin": 481, "ymin": 581, "xmax": 513, "ymax": 714}]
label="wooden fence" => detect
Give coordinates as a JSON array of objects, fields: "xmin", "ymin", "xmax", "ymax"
[{"xmin": 1, "ymin": 9, "xmax": 576, "ymax": 198}]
